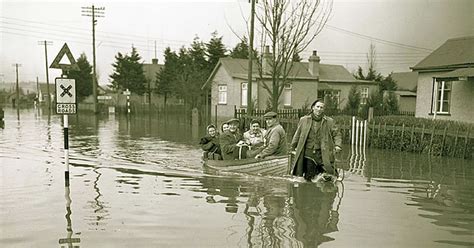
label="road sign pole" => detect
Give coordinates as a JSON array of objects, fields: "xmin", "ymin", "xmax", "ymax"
[{"xmin": 64, "ymin": 114, "xmax": 70, "ymax": 187}]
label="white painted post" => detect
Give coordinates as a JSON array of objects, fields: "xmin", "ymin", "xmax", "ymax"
[
  {"xmin": 351, "ymin": 116, "xmax": 356, "ymax": 145},
  {"xmin": 64, "ymin": 114, "xmax": 69, "ymax": 186}
]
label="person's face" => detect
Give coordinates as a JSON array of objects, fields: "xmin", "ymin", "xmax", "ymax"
[
  {"xmin": 228, "ymin": 122, "xmax": 238, "ymax": 133},
  {"xmin": 265, "ymin": 118, "xmax": 276, "ymax": 127},
  {"xmin": 222, "ymin": 124, "xmax": 229, "ymax": 132},
  {"xmin": 250, "ymin": 123, "xmax": 260, "ymax": 132},
  {"xmin": 312, "ymin": 102, "xmax": 325, "ymax": 116},
  {"xmin": 208, "ymin": 127, "xmax": 216, "ymax": 137}
]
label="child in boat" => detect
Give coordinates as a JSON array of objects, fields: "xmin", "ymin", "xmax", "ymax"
[{"xmin": 200, "ymin": 124, "xmax": 222, "ymax": 160}]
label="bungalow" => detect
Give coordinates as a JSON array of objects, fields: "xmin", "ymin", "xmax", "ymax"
[
  {"xmin": 411, "ymin": 36, "xmax": 474, "ymax": 123},
  {"xmin": 202, "ymin": 48, "xmax": 377, "ymax": 118},
  {"xmin": 391, "ymin": 71, "xmax": 418, "ymax": 113}
]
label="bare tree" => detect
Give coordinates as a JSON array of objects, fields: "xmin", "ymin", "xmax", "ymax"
[{"xmin": 255, "ymin": 0, "xmax": 333, "ymax": 111}]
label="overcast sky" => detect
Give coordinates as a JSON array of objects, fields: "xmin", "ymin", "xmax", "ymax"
[{"xmin": 1, "ymin": 0, "xmax": 473, "ymax": 84}]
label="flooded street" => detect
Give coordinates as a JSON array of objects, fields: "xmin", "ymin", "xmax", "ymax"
[{"xmin": 1, "ymin": 108, "xmax": 473, "ymax": 247}]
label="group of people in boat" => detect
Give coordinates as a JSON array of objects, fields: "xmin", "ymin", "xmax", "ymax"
[
  {"xmin": 200, "ymin": 111, "xmax": 287, "ymax": 161},
  {"xmin": 200, "ymin": 99, "xmax": 342, "ymax": 182}
]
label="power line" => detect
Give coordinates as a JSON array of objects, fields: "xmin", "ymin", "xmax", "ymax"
[{"xmin": 323, "ymin": 23, "xmax": 434, "ymax": 52}]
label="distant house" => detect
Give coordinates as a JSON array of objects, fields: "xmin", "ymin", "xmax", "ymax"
[
  {"xmin": 38, "ymin": 83, "xmax": 55, "ymax": 104},
  {"xmin": 390, "ymin": 71, "xmax": 418, "ymax": 113},
  {"xmin": 202, "ymin": 48, "xmax": 377, "ymax": 118},
  {"xmin": 410, "ymin": 36, "xmax": 474, "ymax": 123},
  {"xmin": 141, "ymin": 58, "xmax": 182, "ymax": 107}
]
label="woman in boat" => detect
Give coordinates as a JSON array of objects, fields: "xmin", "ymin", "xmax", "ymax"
[
  {"xmin": 243, "ymin": 119, "xmax": 266, "ymax": 148},
  {"xmin": 290, "ymin": 99, "xmax": 342, "ymax": 181},
  {"xmin": 199, "ymin": 124, "xmax": 222, "ymax": 160}
]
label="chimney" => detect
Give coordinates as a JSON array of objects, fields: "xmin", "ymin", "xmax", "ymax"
[
  {"xmin": 262, "ymin": 45, "xmax": 272, "ymax": 75},
  {"xmin": 308, "ymin": 50, "xmax": 320, "ymax": 77},
  {"xmin": 152, "ymin": 58, "xmax": 158, "ymax": 64}
]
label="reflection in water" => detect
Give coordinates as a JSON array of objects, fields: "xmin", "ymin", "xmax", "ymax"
[
  {"xmin": 59, "ymin": 186, "xmax": 81, "ymax": 247},
  {"xmin": 88, "ymin": 168, "xmax": 109, "ymax": 229},
  {"xmin": 198, "ymin": 175, "xmax": 343, "ymax": 247}
]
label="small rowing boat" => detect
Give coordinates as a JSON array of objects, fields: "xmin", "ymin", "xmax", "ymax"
[{"xmin": 203, "ymin": 155, "xmax": 292, "ymax": 176}]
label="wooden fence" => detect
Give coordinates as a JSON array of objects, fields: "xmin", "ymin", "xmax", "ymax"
[{"xmin": 235, "ymin": 108, "xmax": 473, "ymax": 159}]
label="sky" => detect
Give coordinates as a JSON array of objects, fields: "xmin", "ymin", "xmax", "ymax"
[{"xmin": 1, "ymin": 0, "xmax": 473, "ymax": 85}]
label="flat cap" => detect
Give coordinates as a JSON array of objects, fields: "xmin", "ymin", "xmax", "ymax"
[
  {"xmin": 263, "ymin": 111, "xmax": 277, "ymax": 118},
  {"xmin": 227, "ymin": 118, "xmax": 240, "ymax": 124}
]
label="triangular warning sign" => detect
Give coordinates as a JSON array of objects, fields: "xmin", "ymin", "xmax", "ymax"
[{"xmin": 49, "ymin": 43, "xmax": 79, "ymax": 71}]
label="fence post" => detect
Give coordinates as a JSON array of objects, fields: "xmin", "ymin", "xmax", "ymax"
[
  {"xmin": 429, "ymin": 125, "xmax": 436, "ymax": 156},
  {"xmin": 463, "ymin": 126, "xmax": 471, "ymax": 159},
  {"xmin": 452, "ymin": 127, "xmax": 459, "ymax": 157},
  {"xmin": 441, "ymin": 126, "xmax": 448, "ymax": 156},
  {"xmin": 400, "ymin": 123, "xmax": 405, "ymax": 151},
  {"xmin": 410, "ymin": 124, "xmax": 415, "ymax": 152},
  {"xmin": 214, "ymin": 105, "xmax": 218, "ymax": 127},
  {"xmin": 351, "ymin": 116, "xmax": 356, "ymax": 145},
  {"xmin": 420, "ymin": 124, "xmax": 425, "ymax": 154}
]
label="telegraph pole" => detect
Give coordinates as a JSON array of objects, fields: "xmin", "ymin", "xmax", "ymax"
[
  {"xmin": 247, "ymin": 0, "xmax": 256, "ymax": 114},
  {"xmin": 82, "ymin": 5, "xmax": 105, "ymax": 114},
  {"xmin": 12, "ymin": 63, "xmax": 21, "ymax": 108},
  {"xmin": 38, "ymin": 40, "xmax": 53, "ymax": 110}
]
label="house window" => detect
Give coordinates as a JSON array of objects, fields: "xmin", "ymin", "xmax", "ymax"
[
  {"xmin": 283, "ymin": 84, "xmax": 292, "ymax": 106},
  {"xmin": 318, "ymin": 90, "xmax": 341, "ymax": 109},
  {"xmin": 241, "ymin": 82, "xmax": 248, "ymax": 107},
  {"xmin": 436, "ymin": 81, "xmax": 451, "ymax": 113},
  {"xmin": 360, "ymin": 87, "xmax": 369, "ymax": 104},
  {"xmin": 218, "ymin": 85, "xmax": 227, "ymax": 104}
]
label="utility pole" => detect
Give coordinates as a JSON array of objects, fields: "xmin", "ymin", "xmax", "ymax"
[
  {"xmin": 247, "ymin": 0, "xmax": 256, "ymax": 115},
  {"xmin": 82, "ymin": 5, "xmax": 105, "ymax": 114},
  {"xmin": 38, "ymin": 40, "xmax": 53, "ymax": 110},
  {"xmin": 12, "ymin": 63, "xmax": 21, "ymax": 108}
]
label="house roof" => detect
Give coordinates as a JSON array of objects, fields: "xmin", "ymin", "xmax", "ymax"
[
  {"xmin": 393, "ymin": 90, "xmax": 417, "ymax": 97},
  {"xmin": 437, "ymin": 67, "xmax": 474, "ymax": 79},
  {"xmin": 203, "ymin": 57, "xmax": 371, "ymax": 89},
  {"xmin": 411, "ymin": 36, "xmax": 474, "ymax": 71},
  {"xmin": 391, "ymin": 71, "xmax": 418, "ymax": 91}
]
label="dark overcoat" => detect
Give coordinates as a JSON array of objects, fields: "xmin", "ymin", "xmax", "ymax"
[{"xmin": 290, "ymin": 115, "xmax": 342, "ymax": 176}]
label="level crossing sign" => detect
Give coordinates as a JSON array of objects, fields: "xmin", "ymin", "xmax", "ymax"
[{"xmin": 55, "ymin": 78, "xmax": 77, "ymax": 114}]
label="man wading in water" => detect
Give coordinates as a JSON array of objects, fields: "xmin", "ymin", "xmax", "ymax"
[{"xmin": 290, "ymin": 99, "xmax": 342, "ymax": 182}]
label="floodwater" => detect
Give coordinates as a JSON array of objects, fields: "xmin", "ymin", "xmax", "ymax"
[{"xmin": 1, "ymin": 107, "xmax": 473, "ymax": 248}]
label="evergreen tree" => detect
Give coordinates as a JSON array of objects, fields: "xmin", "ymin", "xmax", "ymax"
[
  {"xmin": 230, "ymin": 37, "xmax": 258, "ymax": 59},
  {"xmin": 344, "ymin": 85, "xmax": 361, "ymax": 115},
  {"xmin": 380, "ymin": 73, "xmax": 397, "ymax": 92},
  {"xmin": 156, "ymin": 47, "xmax": 178, "ymax": 105},
  {"xmin": 206, "ymin": 31, "xmax": 227, "ymax": 70},
  {"xmin": 68, "ymin": 53, "xmax": 92, "ymax": 101},
  {"xmin": 292, "ymin": 52, "xmax": 302, "ymax": 62},
  {"xmin": 110, "ymin": 47, "xmax": 147, "ymax": 95},
  {"xmin": 383, "ymin": 91, "xmax": 399, "ymax": 114}
]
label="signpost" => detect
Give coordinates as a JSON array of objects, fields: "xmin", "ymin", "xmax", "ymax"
[
  {"xmin": 50, "ymin": 42, "xmax": 81, "ymax": 248},
  {"xmin": 50, "ymin": 43, "xmax": 79, "ymax": 187}
]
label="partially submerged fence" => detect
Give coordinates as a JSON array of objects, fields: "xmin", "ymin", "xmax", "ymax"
[{"xmin": 235, "ymin": 108, "xmax": 473, "ymax": 159}]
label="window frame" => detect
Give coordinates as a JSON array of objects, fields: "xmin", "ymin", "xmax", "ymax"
[
  {"xmin": 436, "ymin": 80, "xmax": 451, "ymax": 114},
  {"xmin": 241, "ymin": 82, "xmax": 248, "ymax": 107},
  {"xmin": 218, "ymin": 84, "xmax": 227, "ymax": 105},
  {"xmin": 283, "ymin": 83, "xmax": 292, "ymax": 107}
]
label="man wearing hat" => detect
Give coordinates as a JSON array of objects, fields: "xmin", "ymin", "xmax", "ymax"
[
  {"xmin": 290, "ymin": 99, "xmax": 342, "ymax": 182},
  {"xmin": 219, "ymin": 118, "xmax": 246, "ymax": 160},
  {"xmin": 255, "ymin": 111, "xmax": 288, "ymax": 159}
]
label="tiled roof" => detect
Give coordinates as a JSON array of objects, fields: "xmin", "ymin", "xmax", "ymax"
[
  {"xmin": 412, "ymin": 36, "xmax": 474, "ymax": 71},
  {"xmin": 392, "ymin": 71, "xmax": 418, "ymax": 91},
  {"xmin": 216, "ymin": 57, "xmax": 360, "ymax": 82}
]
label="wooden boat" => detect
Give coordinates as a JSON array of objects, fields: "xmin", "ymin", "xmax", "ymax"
[{"xmin": 203, "ymin": 155, "xmax": 292, "ymax": 176}]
